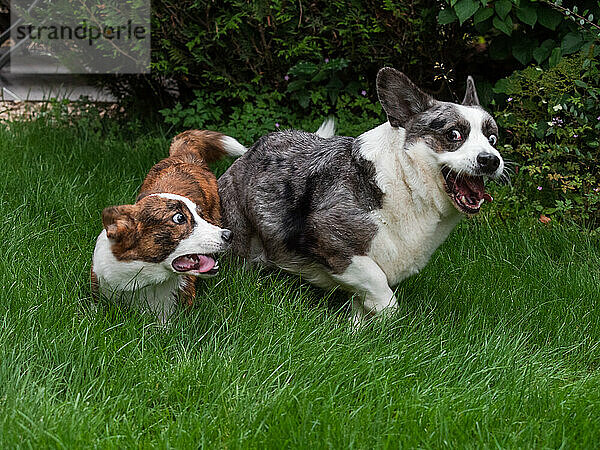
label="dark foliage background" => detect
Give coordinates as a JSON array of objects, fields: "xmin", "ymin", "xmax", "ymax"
[{"xmin": 93, "ymin": 0, "xmax": 600, "ymax": 228}]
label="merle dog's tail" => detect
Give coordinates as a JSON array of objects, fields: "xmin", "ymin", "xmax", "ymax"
[
  {"xmin": 315, "ymin": 117, "xmax": 336, "ymax": 138},
  {"xmin": 169, "ymin": 130, "xmax": 246, "ymax": 163}
]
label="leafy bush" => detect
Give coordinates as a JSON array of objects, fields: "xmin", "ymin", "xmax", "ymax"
[
  {"xmin": 160, "ymin": 86, "xmax": 383, "ymax": 145},
  {"xmin": 489, "ymin": 50, "xmax": 600, "ymax": 228},
  {"xmin": 439, "ymin": 0, "xmax": 600, "ymax": 68},
  {"xmin": 149, "ymin": 0, "xmax": 478, "ymax": 108}
]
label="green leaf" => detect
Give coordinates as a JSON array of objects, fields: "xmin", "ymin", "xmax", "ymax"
[
  {"xmin": 548, "ymin": 47, "xmax": 562, "ymax": 67},
  {"xmin": 512, "ymin": 37, "xmax": 537, "ymax": 65},
  {"xmin": 438, "ymin": 8, "xmax": 458, "ymax": 25},
  {"xmin": 454, "ymin": 0, "xmax": 480, "ymax": 24},
  {"xmin": 532, "ymin": 39, "xmax": 556, "ymax": 64},
  {"xmin": 534, "ymin": 121, "xmax": 548, "ymax": 139},
  {"xmin": 516, "ymin": 4, "xmax": 537, "ymax": 27},
  {"xmin": 561, "ymin": 32, "xmax": 584, "ymax": 55},
  {"xmin": 492, "ymin": 77, "xmax": 511, "ymax": 94},
  {"xmin": 493, "ymin": 14, "xmax": 513, "ymax": 35},
  {"xmin": 495, "ymin": 0, "xmax": 512, "ymax": 19},
  {"xmin": 537, "ymin": 7, "xmax": 563, "ymax": 30},
  {"xmin": 474, "ymin": 7, "xmax": 494, "ymax": 24}
]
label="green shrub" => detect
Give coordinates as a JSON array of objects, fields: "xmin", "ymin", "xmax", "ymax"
[
  {"xmin": 439, "ymin": 0, "xmax": 600, "ymax": 68},
  {"xmin": 489, "ymin": 50, "xmax": 600, "ymax": 228},
  {"xmin": 149, "ymin": 0, "xmax": 476, "ymax": 108}
]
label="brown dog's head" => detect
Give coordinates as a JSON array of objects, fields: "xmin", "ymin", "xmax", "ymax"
[{"xmin": 102, "ymin": 193, "xmax": 231, "ymax": 277}]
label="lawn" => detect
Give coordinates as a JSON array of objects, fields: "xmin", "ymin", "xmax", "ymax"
[{"xmin": 1, "ymin": 119, "xmax": 600, "ymax": 448}]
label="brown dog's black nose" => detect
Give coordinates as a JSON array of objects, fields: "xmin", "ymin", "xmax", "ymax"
[
  {"xmin": 477, "ymin": 152, "xmax": 500, "ymax": 173},
  {"xmin": 221, "ymin": 229, "xmax": 233, "ymax": 243}
]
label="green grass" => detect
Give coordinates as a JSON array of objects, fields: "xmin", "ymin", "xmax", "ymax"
[{"xmin": 1, "ymin": 118, "xmax": 600, "ymax": 448}]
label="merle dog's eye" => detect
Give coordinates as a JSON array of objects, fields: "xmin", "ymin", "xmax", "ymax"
[
  {"xmin": 488, "ymin": 134, "xmax": 497, "ymax": 146},
  {"xmin": 172, "ymin": 213, "xmax": 186, "ymax": 224},
  {"xmin": 447, "ymin": 129, "xmax": 463, "ymax": 141}
]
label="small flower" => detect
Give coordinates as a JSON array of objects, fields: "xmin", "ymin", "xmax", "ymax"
[
  {"xmin": 573, "ymin": 134, "xmax": 578, "ymax": 138},
  {"xmin": 275, "ymin": 122, "xmax": 280, "ymax": 128},
  {"xmin": 552, "ymin": 104, "xmax": 563, "ymax": 111},
  {"xmin": 361, "ymin": 90, "xmax": 367, "ymax": 96},
  {"xmin": 550, "ymin": 117, "xmax": 564, "ymax": 127},
  {"xmin": 324, "ymin": 58, "xmax": 329, "ymax": 63},
  {"xmin": 507, "ymin": 97, "xmax": 513, "ymax": 102},
  {"xmin": 284, "ymin": 75, "xmax": 289, "ymax": 81},
  {"xmin": 537, "ymin": 186, "xmax": 543, "ymax": 191},
  {"xmin": 597, "ymin": 115, "xmax": 600, "ymax": 121},
  {"xmin": 539, "ymin": 215, "xmax": 551, "ymax": 224},
  {"xmin": 595, "ymin": 187, "xmax": 600, "ymax": 192}
]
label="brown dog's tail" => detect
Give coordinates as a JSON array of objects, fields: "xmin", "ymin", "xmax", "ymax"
[{"xmin": 169, "ymin": 130, "xmax": 246, "ymax": 163}]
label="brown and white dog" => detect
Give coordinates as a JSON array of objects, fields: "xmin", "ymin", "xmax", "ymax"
[{"xmin": 91, "ymin": 130, "xmax": 246, "ymax": 323}]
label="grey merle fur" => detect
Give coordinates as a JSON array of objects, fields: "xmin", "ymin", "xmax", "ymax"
[{"xmin": 219, "ymin": 131, "xmax": 383, "ymax": 273}]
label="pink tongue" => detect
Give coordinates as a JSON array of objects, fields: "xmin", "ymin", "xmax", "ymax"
[
  {"xmin": 173, "ymin": 255, "xmax": 216, "ymax": 273},
  {"xmin": 196, "ymin": 255, "xmax": 216, "ymax": 273}
]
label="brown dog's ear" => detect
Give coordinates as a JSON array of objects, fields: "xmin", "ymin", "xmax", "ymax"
[
  {"xmin": 376, "ymin": 67, "xmax": 434, "ymax": 128},
  {"xmin": 462, "ymin": 76, "xmax": 480, "ymax": 106},
  {"xmin": 102, "ymin": 205, "xmax": 137, "ymax": 242}
]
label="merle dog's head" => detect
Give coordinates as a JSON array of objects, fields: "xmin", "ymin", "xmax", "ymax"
[{"xmin": 376, "ymin": 67, "xmax": 504, "ymax": 214}]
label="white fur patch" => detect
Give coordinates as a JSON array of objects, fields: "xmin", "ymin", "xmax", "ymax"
[
  {"xmin": 435, "ymin": 105, "xmax": 504, "ymax": 178},
  {"xmin": 357, "ymin": 122, "xmax": 462, "ymax": 288},
  {"xmin": 332, "ymin": 255, "xmax": 396, "ymax": 325},
  {"xmin": 315, "ymin": 117, "xmax": 336, "ymax": 138},
  {"xmin": 221, "ymin": 135, "xmax": 247, "ymax": 157}
]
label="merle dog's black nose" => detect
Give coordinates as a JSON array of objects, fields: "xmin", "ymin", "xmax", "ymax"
[
  {"xmin": 221, "ymin": 229, "xmax": 233, "ymax": 243},
  {"xmin": 477, "ymin": 152, "xmax": 500, "ymax": 173}
]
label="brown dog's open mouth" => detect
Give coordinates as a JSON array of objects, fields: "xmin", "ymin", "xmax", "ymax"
[
  {"xmin": 172, "ymin": 254, "xmax": 219, "ymax": 275},
  {"xmin": 442, "ymin": 167, "xmax": 493, "ymax": 214}
]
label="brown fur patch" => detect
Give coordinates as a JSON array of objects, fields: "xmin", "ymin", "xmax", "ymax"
[
  {"xmin": 169, "ymin": 130, "xmax": 226, "ymax": 163},
  {"xmin": 90, "ymin": 267, "xmax": 99, "ymax": 296},
  {"xmin": 102, "ymin": 196, "xmax": 197, "ymax": 262},
  {"xmin": 179, "ymin": 275, "xmax": 197, "ymax": 307},
  {"xmin": 138, "ymin": 154, "xmax": 221, "ymax": 226}
]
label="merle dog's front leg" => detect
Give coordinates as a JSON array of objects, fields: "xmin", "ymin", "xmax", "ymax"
[{"xmin": 332, "ymin": 255, "xmax": 397, "ymax": 326}]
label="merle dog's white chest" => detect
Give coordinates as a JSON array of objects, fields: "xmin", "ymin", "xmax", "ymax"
[
  {"xmin": 359, "ymin": 124, "xmax": 462, "ymax": 287},
  {"xmin": 368, "ymin": 201, "xmax": 461, "ymax": 287}
]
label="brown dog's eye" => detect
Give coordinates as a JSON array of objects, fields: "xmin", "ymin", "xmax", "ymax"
[
  {"xmin": 172, "ymin": 213, "xmax": 186, "ymax": 224},
  {"xmin": 447, "ymin": 129, "xmax": 462, "ymax": 141}
]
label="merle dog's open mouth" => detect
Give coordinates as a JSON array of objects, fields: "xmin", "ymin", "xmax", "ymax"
[
  {"xmin": 441, "ymin": 167, "xmax": 493, "ymax": 214},
  {"xmin": 172, "ymin": 254, "xmax": 219, "ymax": 275}
]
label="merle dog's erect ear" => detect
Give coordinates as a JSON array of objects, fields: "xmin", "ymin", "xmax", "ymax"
[
  {"xmin": 102, "ymin": 205, "xmax": 136, "ymax": 241},
  {"xmin": 462, "ymin": 76, "xmax": 480, "ymax": 106},
  {"xmin": 376, "ymin": 67, "xmax": 434, "ymax": 128}
]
